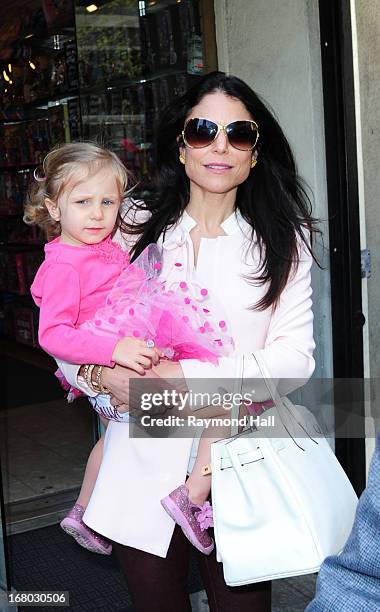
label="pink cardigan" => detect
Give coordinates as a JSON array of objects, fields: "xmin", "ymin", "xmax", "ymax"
[{"xmin": 31, "ymin": 237, "xmax": 130, "ymax": 365}]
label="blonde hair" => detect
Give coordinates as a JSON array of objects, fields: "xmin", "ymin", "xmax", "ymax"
[{"xmin": 24, "ymin": 142, "xmax": 131, "ymax": 240}]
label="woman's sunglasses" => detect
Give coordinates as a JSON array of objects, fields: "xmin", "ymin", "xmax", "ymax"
[{"xmin": 182, "ymin": 117, "xmax": 259, "ymax": 151}]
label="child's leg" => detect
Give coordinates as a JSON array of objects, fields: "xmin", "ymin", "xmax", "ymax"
[
  {"xmin": 161, "ymin": 410, "xmax": 230, "ymax": 555},
  {"xmin": 188, "ymin": 402, "xmax": 249, "ymax": 503},
  {"xmin": 60, "ymin": 418, "xmax": 112, "ymax": 555},
  {"xmin": 76, "ymin": 434, "xmax": 105, "ymax": 508},
  {"xmin": 186, "ymin": 422, "xmax": 230, "ymax": 505}
]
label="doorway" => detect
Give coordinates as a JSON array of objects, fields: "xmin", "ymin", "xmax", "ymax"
[{"xmin": 214, "ymin": 0, "xmax": 366, "ymax": 492}]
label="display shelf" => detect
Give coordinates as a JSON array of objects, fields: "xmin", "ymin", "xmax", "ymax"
[
  {"xmin": 0, "ymin": 3, "xmax": 78, "ymax": 117},
  {"xmin": 3, "ymin": 6, "xmax": 74, "ymax": 48},
  {"xmin": 78, "ymin": 67, "xmax": 187, "ymax": 97},
  {"xmin": 0, "ymin": 109, "xmax": 47, "ymax": 124},
  {"xmin": 0, "ymin": 92, "xmax": 79, "ymax": 124},
  {"xmin": 18, "ymin": 27, "xmax": 76, "ymax": 49},
  {"xmin": 23, "ymin": 90, "xmax": 79, "ymax": 110}
]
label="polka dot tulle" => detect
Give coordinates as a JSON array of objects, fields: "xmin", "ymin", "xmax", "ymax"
[{"xmin": 82, "ymin": 244, "xmax": 234, "ymax": 362}]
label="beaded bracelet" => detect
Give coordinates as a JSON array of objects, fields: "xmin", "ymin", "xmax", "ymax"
[
  {"xmin": 84, "ymin": 364, "xmax": 96, "ymax": 391},
  {"xmin": 91, "ymin": 365, "xmax": 111, "ymax": 395}
]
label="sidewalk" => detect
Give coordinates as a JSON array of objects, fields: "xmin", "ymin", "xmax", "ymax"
[
  {"xmin": 191, "ymin": 574, "xmax": 317, "ymax": 611},
  {"xmin": 7, "ymin": 523, "xmax": 317, "ymax": 611}
]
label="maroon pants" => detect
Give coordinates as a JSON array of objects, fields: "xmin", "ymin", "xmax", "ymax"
[{"xmin": 113, "ymin": 525, "xmax": 271, "ymax": 612}]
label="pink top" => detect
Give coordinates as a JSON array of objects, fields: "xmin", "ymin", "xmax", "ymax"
[
  {"xmin": 30, "ymin": 236, "xmax": 130, "ymax": 365},
  {"xmin": 57, "ymin": 208, "xmax": 316, "ymax": 557}
]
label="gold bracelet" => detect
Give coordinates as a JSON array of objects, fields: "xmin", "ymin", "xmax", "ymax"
[
  {"xmin": 86, "ymin": 365, "xmax": 110, "ymax": 394},
  {"xmin": 79, "ymin": 364, "xmax": 90, "ymax": 381},
  {"xmin": 81, "ymin": 363, "xmax": 110, "ymax": 394},
  {"xmin": 85, "ymin": 364, "xmax": 96, "ymax": 391},
  {"xmin": 90, "ymin": 365, "xmax": 101, "ymax": 393},
  {"xmin": 97, "ymin": 366, "xmax": 110, "ymax": 394},
  {"xmin": 91, "ymin": 365, "xmax": 110, "ymax": 395}
]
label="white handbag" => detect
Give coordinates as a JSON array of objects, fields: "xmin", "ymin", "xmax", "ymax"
[{"xmin": 211, "ymin": 353, "xmax": 358, "ymax": 586}]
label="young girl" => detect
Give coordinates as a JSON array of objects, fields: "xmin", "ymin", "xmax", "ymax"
[{"xmin": 25, "ymin": 142, "xmax": 233, "ymax": 557}]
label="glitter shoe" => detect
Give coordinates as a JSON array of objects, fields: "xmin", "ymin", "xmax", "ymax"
[
  {"xmin": 60, "ymin": 504, "xmax": 112, "ymax": 555},
  {"xmin": 161, "ymin": 485, "xmax": 214, "ymax": 555}
]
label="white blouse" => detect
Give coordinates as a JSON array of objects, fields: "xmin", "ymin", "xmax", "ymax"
[{"xmin": 57, "ymin": 207, "xmax": 315, "ymax": 557}]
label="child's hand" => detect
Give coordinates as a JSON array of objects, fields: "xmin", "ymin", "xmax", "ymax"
[{"xmin": 112, "ymin": 337, "xmax": 162, "ymax": 375}]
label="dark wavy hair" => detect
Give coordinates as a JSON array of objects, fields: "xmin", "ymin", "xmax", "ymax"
[{"xmin": 122, "ymin": 71, "xmax": 319, "ymax": 310}]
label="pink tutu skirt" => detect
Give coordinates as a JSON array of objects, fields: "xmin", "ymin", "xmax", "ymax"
[
  {"xmin": 82, "ymin": 244, "xmax": 234, "ymax": 363},
  {"xmin": 57, "ymin": 244, "xmax": 233, "ymax": 405}
]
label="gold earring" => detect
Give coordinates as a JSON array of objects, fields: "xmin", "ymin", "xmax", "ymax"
[
  {"xmin": 251, "ymin": 158, "xmax": 257, "ymax": 169},
  {"xmin": 179, "ymin": 153, "xmax": 186, "ymax": 165}
]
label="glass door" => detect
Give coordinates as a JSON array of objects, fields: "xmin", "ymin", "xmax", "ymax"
[
  {"xmin": 74, "ymin": 0, "xmax": 217, "ymax": 185},
  {"xmin": 73, "ymin": 0, "xmax": 217, "ymax": 436}
]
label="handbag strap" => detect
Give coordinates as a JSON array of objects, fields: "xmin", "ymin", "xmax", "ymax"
[
  {"xmin": 230, "ymin": 355, "xmax": 245, "ymax": 436},
  {"xmin": 225, "ymin": 352, "xmax": 317, "ymax": 447},
  {"xmin": 252, "ymin": 352, "xmax": 318, "ymax": 446},
  {"xmin": 252, "ymin": 352, "xmax": 285, "ymax": 408},
  {"xmin": 229, "ymin": 353, "xmax": 290, "ymax": 437}
]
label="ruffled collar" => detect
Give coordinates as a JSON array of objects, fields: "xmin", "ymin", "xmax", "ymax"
[
  {"xmin": 45, "ymin": 235, "xmax": 130, "ymax": 266},
  {"xmin": 86, "ymin": 237, "xmax": 130, "ymax": 265}
]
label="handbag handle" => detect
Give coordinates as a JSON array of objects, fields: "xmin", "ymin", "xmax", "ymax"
[
  {"xmin": 252, "ymin": 352, "xmax": 285, "ymax": 408},
  {"xmin": 229, "ymin": 354, "xmax": 250, "ymax": 436},
  {"xmin": 252, "ymin": 352, "xmax": 318, "ymax": 446},
  {"xmin": 229, "ymin": 354, "xmax": 278, "ymax": 437},
  {"xmin": 228, "ymin": 354, "xmax": 300, "ymax": 439},
  {"xmin": 228, "ymin": 353, "xmax": 317, "ymax": 445}
]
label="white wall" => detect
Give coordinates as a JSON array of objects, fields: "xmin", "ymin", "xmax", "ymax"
[
  {"xmin": 351, "ymin": 0, "xmax": 380, "ymax": 466},
  {"xmin": 214, "ymin": 0, "xmax": 333, "ymax": 380},
  {"xmin": 353, "ymin": 0, "xmax": 380, "ymax": 379}
]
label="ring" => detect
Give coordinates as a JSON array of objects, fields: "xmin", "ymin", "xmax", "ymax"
[{"xmin": 146, "ymin": 338, "xmax": 155, "ymax": 348}]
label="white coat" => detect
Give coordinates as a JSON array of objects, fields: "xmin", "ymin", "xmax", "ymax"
[{"xmin": 58, "ymin": 208, "xmax": 315, "ymax": 557}]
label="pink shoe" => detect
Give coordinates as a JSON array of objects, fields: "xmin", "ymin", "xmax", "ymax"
[
  {"xmin": 161, "ymin": 485, "xmax": 214, "ymax": 555},
  {"xmin": 60, "ymin": 504, "xmax": 112, "ymax": 555}
]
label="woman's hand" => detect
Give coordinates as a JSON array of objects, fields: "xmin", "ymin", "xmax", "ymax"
[
  {"xmin": 101, "ymin": 361, "xmax": 187, "ymax": 417},
  {"xmin": 152, "ymin": 360, "xmax": 189, "ymax": 399},
  {"xmin": 101, "ymin": 365, "xmax": 159, "ymax": 412},
  {"xmin": 152, "ymin": 360, "xmax": 228, "ymax": 421},
  {"xmin": 152, "ymin": 359, "xmax": 186, "ymax": 382}
]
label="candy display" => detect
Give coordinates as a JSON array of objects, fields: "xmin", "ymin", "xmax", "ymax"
[{"xmin": 0, "ymin": 0, "xmax": 211, "ymax": 352}]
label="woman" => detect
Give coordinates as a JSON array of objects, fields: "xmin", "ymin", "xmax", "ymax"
[{"xmin": 58, "ymin": 71, "xmax": 317, "ymax": 611}]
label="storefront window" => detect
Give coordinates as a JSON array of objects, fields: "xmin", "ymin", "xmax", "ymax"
[
  {"xmin": 75, "ymin": 0, "xmax": 214, "ymax": 184},
  {"xmin": 0, "ymin": 0, "xmax": 216, "ymax": 586}
]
